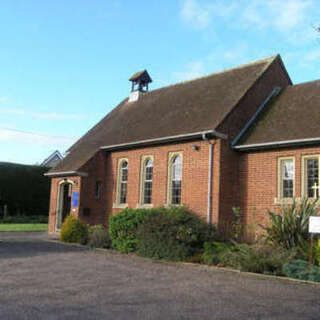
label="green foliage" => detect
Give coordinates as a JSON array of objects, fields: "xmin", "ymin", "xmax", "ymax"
[
  {"xmin": 0, "ymin": 215, "xmax": 48, "ymax": 224},
  {"xmin": 261, "ymin": 198, "xmax": 319, "ymax": 250},
  {"xmin": 315, "ymin": 238, "xmax": 320, "ymax": 266},
  {"xmin": 282, "ymin": 260, "xmax": 320, "ymax": 282},
  {"xmin": 136, "ymin": 206, "xmax": 216, "ymax": 261},
  {"xmin": 0, "ymin": 162, "xmax": 50, "ymax": 217},
  {"xmin": 231, "ymin": 207, "xmax": 243, "ymax": 242},
  {"xmin": 60, "ymin": 215, "xmax": 88, "ymax": 245},
  {"xmin": 88, "ymin": 225, "xmax": 111, "ymax": 248},
  {"xmin": 201, "ymin": 241, "xmax": 232, "ymax": 265},
  {"xmin": 220, "ymin": 244, "xmax": 295, "ymax": 275},
  {"xmin": 109, "ymin": 208, "xmax": 153, "ymax": 253}
]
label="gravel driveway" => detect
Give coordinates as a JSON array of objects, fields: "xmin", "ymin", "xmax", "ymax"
[{"xmin": 0, "ymin": 233, "xmax": 320, "ymax": 320}]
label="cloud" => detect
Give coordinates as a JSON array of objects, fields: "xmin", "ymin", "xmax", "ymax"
[
  {"xmin": 0, "ymin": 126, "xmax": 77, "ymax": 148},
  {"xmin": 0, "ymin": 107, "xmax": 91, "ymax": 120},
  {"xmin": 297, "ymin": 48, "xmax": 320, "ymax": 68},
  {"xmin": 172, "ymin": 60, "xmax": 205, "ymax": 81},
  {"xmin": 0, "ymin": 97, "xmax": 7, "ymax": 104},
  {"xmin": 180, "ymin": 0, "xmax": 212, "ymax": 29},
  {"xmin": 267, "ymin": 0, "xmax": 312, "ymax": 31},
  {"xmin": 179, "ymin": 0, "xmax": 314, "ymax": 34}
]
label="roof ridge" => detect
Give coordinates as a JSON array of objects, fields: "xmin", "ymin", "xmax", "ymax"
[
  {"xmin": 289, "ymin": 78, "xmax": 320, "ymax": 87},
  {"xmin": 139, "ymin": 55, "xmax": 279, "ymax": 96},
  {"xmin": 213, "ymin": 54, "xmax": 279, "ymax": 132}
]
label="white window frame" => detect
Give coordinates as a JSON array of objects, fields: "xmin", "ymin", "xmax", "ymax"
[
  {"xmin": 167, "ymin": 152, "xmax": 183, "ymax": 206},
  {"xmin": 301, "ymin": 154, "xmax": 320, "ymax": 199},
  {"xmin": 114, "ymin": 158, "xmax": 129, "ymax": 208},
  {"xmin": 277, "ymin": 156, "xmax": 295, "ymax": 200},
  {"xmin": 139, "ymin": 155, "xmax": 154, "ymax": 207}
]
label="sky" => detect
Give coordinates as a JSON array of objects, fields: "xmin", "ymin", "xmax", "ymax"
[{"xmin": 0, "ymin": 0, "xmax": 319, "ymax": 165}]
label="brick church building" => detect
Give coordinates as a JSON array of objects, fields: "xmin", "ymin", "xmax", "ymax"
[{"xmin": 46, "ymin": 54, "xmax": 320, "ymax": 239}]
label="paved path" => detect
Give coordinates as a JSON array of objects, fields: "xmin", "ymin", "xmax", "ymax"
[{"xmin": 0, "ymin": 233, "xmax": 320, "ymax": 320}]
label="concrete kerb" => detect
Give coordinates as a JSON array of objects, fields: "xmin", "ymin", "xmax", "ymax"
[{"xmin": 43, "ymin": 238, "xmax": 320, "ymax": 287}]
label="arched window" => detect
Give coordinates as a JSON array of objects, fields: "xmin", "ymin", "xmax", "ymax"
[
  {"xmin": 170, "ymin": 155, "xmax": 182, "ymax": 204},
  {"xmin": 119, "ymin": 160, "xmax": 128, "ymax": 204},
  {"xmin": 142, "ymin": 159, "xmax": 153, "ymax": 204}
]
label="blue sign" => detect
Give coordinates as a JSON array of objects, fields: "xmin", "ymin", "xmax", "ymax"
[{"xmin": 72, "ymin": 191, "xmax": 79, "ymax": 207}]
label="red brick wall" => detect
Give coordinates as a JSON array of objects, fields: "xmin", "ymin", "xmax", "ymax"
[
  {"xmin": 79, "ymin": 151, "xmax": 108, "ymax": 226},
  {"xmin": 105, "ymin": 140, "xmax": 213, "ymax": 220},
  {"xmin": 215, "ymin": 57, "xmax": 292, "ymax": 232},
  {"xmin": 239, "ymin": 146, "xmax": 320, "ymax": 241},
  {"xmin": 48, "ymin": 176, "xmax": 81, "ymax": 234},
  {"xmin": 48, "ymin": 140, "xmax": 218, "ymax": 232},
  {"xmin": 47, "ymin": 57, "xmax": 294, "ymax": 237}
]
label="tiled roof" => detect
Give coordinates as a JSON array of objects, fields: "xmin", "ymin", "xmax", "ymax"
[
  {"xmin": 50, "ymin": 55, "xmax": 277, "ymax": 173},
  {"xmin": 236, "ymin": 80, "xmax": 320, "ymax": 149}
]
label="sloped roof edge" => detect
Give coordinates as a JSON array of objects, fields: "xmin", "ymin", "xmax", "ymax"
[{"xmin": 49, "ymin": 54, "xmax": 280, "ymax": 174}]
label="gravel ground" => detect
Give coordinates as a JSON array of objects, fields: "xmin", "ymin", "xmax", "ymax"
[{"xmin": 0, "ymin": 233, "xmax": 320, "ymax": 320}]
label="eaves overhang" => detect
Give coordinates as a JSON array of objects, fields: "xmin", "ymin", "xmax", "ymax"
[
  {"xmin": 234, "ymin": 137, "xmax": 320, "ymax": 152},
  {"xmin": 44, "ymin": 170, "xmax": 88, "ymax": 177},
  {"xmin": 100, "ymin": 129, "xmax": 227, "ymax": 151}
]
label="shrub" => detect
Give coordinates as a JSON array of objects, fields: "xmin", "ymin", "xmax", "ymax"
[
  {"xmin": 201, "ymin": 241, "xmax": 232, "ymax": 265},
  {"xmin": 60, "ymin": 215, "xmax": 88, "ymax": 245},
  {"xmin": 88, "ymin": 225, "xmax": 111, "ymax": 248},
  {"xmin": 220, "ymin": 244, "xmax": 295, "ymax": 275},
  {"xmin": 315, "ymin": 238, "xmax": 320, "ymax": 266},
  {"xmin": 136, "ymin": 206, "xmax": 216, "ymax": 261},
  {"xmin": 0, "ymin": 215, "xmax": 48, "ymax": 224},
  {"xmin": 282, "ymin": 259, "xmax": 320, "ymax": 282},
  {"xmin": 109, "ymin": 208, "xmax": 153, "ymax": 253},
  {"xmin": 261, "ymin": 198, "xmax": 319, "ymax": 250}
]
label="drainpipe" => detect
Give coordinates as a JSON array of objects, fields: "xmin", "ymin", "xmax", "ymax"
[{"xmin": 202, "ymin": 133, "xmax": 215, "ymax": 224}]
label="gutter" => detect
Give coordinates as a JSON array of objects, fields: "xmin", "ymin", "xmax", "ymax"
[
  {"xmin": 234, "ymin": 137, "xmax": 320, "ymax": 152},
  {"xmin": 44, "ymin": 170, "xmax": 88, "ymax": 177},
  {"xmin": 100, "ymin": 129, "xmax": 227, "ymax": 151},
  {"xmin": 202, "ymin": 133, "xmax": 215, "ymax": 224}
]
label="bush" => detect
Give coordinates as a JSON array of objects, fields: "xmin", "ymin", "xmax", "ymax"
[
  {"xmin": 201, "ymin": 241, "xmax": 233, "ymax": 265},
  {"xmin": 261, "ymin": 198, "xmax": 319, "ymax": 250},
  {"xmin": 88, "ymin": 225, "xmax": 111, "ymax": 248},
  {"xmin": 109, "ymin": 208, "xmax": 153, "ymax": 253},
  {"xmin": 60, "ymin": 215, "xmax": 88, "ymax": 245},
  {"xmin": 136, "ymin": 206, "xmax": 216, "ymax": 261},
  {"xmin": 220, "ymin": 244, "xmax": 295, "ymax": 275},
  {"xmin": 0, "ymin": 215, "xmax": 48, "ymax": 224},
  {"xmin": 315, "ymin": 238, "xmax": 320, "ymax": 266},
  {"xmin": 282, "ymin": 260, "xmax": 320, "ymax": 282}
]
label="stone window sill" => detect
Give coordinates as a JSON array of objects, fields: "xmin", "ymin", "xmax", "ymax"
[
  {"xmin": 136, "ymin": 203, "xmax": 154, "ymax": 209},
  {"xmin": 274, "ymin": 197, "xmax": 301, "ymax": 205},
  {"xmin": 112, "ymin": 203, "xmax": 128, "ymax": 209}
]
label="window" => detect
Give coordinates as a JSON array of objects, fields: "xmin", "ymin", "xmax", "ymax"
[
  {"xmin": 94, "ymin": 181, "xmax": 102, "ymax": 199},
  {"xmin": 141, "ymin": 158, "xmax": 153, "ymax": 205},
  {"xmin": 302, "ymin": 156, "xmax": 320, "ymax": 199},
  {"xmin": 118, "ymin": 160, "xmax": 128, "ymax": 204},
  {"xmin": 279, "ymin": 158, "xmax": 294, "ymax": 198},
  {"xmin": 168, "ymin": 154, "xmax": 182, "ymax": 205}
]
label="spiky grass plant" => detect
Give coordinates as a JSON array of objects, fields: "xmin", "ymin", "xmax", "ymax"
[{"xmin": 261, "ymin": 198, "xmax": 319, "ymax": 250}]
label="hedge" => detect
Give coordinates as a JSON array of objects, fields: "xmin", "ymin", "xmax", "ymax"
[{"xmin": 0, "ymin": 162, "xmax": 50, "ymax": 217}]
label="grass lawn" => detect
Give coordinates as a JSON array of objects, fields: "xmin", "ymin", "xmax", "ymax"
[{"xmin": 0, "ymin": 224, "xmax": 48, "ymax": 232}]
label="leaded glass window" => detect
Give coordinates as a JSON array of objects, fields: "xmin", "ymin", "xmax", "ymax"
[
  {"xmin": 306, "ymin": 158, "xmax": 319, "ymax": 198},
  {"xmin": 119, "ymin": 161, "xmax": 128, "ymax": 204},
  {"xmin": 143, "ymin": 159, "xmax": 153, "ymax": 204},
  {"xmin": 281, "ymin": 160, "xmax": 294, "ymax": 198},
  {"xmin": 171, "ymin": 155, "xmax": 182, "ymax": 205}
]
